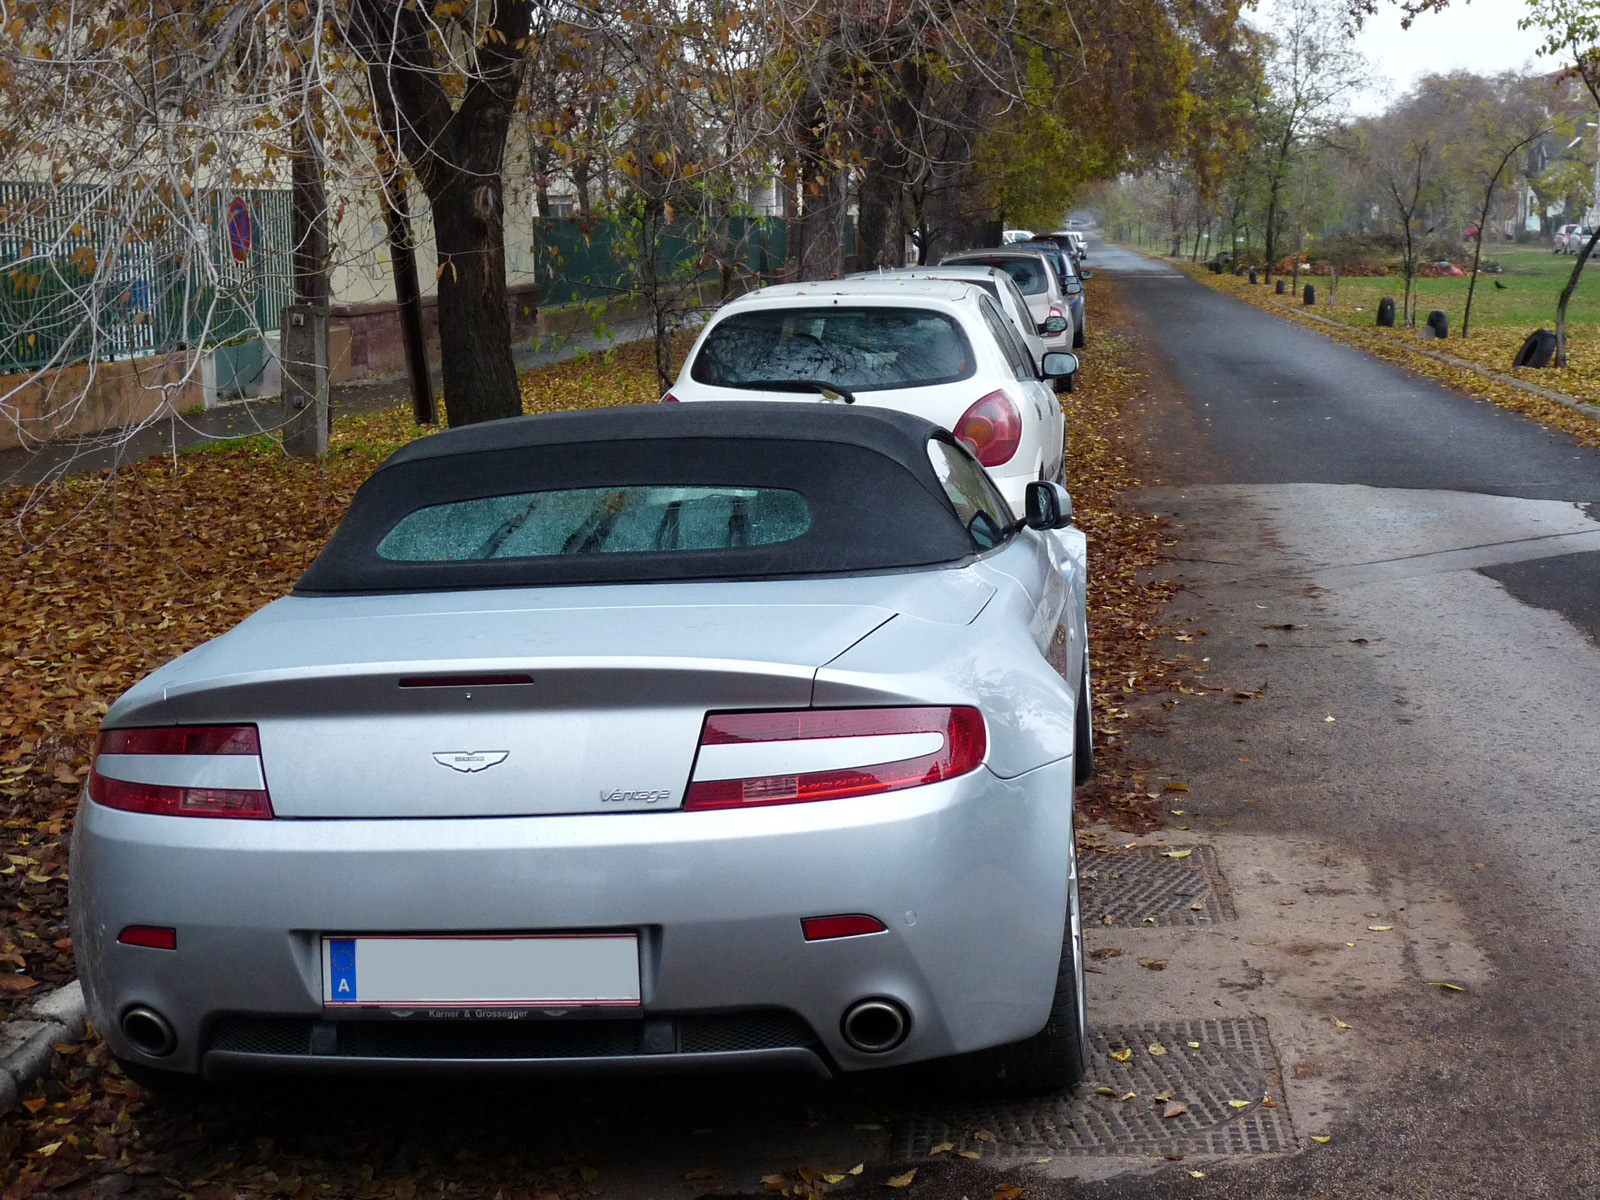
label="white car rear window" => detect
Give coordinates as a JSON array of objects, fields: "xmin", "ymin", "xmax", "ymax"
[{"xmin": 691, "ymin": 306, "xmax": 975, "ymax": 390}]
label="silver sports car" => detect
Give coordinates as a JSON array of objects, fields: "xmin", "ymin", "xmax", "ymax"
[{"xmin": 71, "ymin": 403, "xmax": 1093, "ymax": 1092}]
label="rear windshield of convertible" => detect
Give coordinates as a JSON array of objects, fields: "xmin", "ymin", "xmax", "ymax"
[{"xmin": 296, "ymin": 436, "xmax": 977, "ymax": 593}]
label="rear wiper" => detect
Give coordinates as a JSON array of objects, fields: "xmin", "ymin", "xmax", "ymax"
[{"xmin": 732, "ymin": 379, "xmax": 856, "ymax": 404}]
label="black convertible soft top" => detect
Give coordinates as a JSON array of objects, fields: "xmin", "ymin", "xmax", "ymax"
[{"xmin": 295, "ymin": 402, "xmax": 980, "ymax": 594}]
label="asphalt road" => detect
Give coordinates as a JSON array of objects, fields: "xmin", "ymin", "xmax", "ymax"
[{"xmin": 1058, "ymin": 237, "xmax": 1600, "ymax": 1198}]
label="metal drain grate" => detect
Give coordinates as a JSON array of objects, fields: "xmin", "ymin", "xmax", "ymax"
[
  {"xmin": 1081, "ymin": 846, "xmax": 1235, "ymax": 927},
  {"xmin": 894, "ymin": 1019, "xmax": 1292, "ymax": 1158}
]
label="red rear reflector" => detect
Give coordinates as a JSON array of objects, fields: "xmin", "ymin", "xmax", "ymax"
[
  {"xmin": 803, "ymin": 914, "xmax": 888, "ymax": 941},
  {"xmin": 661, "ymin": 392, "xmax": 681, "ymax": 403},
  {"xmin": 684, "ymin": 706, "xmax": 986, "ymax": 810},
  {"xmin": 118, "ymin": 926, "xmax": 177, "ymax": 950},
  {"xmin": 91, "ymin": 726, "xmax": 273, "ymax": 819},
  {"xmin": 398, "ymin": 674, "xmax": 533, "ymax": 688},
  {"xmin": 954, "ymin": 390, "xmax": 1022, "ymax": 466}
]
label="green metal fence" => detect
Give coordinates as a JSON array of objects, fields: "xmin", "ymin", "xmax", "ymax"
[
  {"xmin": 531, "ymin": 215, "xmax": 788, "ymax": 310},
  {"xmin": 0, "ymin": 182, "xmax": 293, "ymax": 374}
]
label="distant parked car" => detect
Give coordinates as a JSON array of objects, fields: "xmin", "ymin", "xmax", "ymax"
[
  {"xmin": 1552, "ymin": 223, "xmax": 1594, "ymax": 253},
  {"xmin": 940, "ymin": 247, "xmax": 1083, "ymax": 350},
  {"xmin": 844, "ymin": 265, "xmax": 1072, "ymax": 378},
  {"xmin": 1001, "ymin": 228, "xmax": 1038, "ymax": 245}
]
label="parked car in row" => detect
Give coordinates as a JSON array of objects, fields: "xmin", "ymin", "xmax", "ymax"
[
  {"xmin": 943, "ymin": 246, "xmax": 1088, "ymax": 349},
  {"xmin": 75, "ymin": 403, "xmax": 1093, "ymax": 1093},
  {"xmin": 665, "ymin": 279, "xmax": 1076, "ymax": 512},
  {"xmin": 845, "ymin": 264, "xmax": 1074, "ymax": 377},
  {"xmin": 1554, "ymin": 223, "xmax": 1596, "ymax": 254}
]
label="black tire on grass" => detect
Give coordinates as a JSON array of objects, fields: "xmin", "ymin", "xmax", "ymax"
[{"xmin": 1513, "ymin": 328, "xmax": 1557, "ymax": 369}]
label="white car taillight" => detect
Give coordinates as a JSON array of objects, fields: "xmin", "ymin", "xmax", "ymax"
[
  {"xmin": 684, "ymin": 706, "xmax": 986, "ymax": 810},
  {"xmin": 954, "ymin": 390, "xmax": 1023, "ymax": 466},
  {"xmin": 660, "ymin": 392, "xmax": 681, "ymax": 403},
  {"xmin": 89, "ymin": 726, "xmax": 274, "ymax": 819}
]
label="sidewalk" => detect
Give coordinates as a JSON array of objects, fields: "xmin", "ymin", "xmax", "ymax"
[{"xmin": 0, "ymin": 315, "xmax": 667, "ymax": 489}]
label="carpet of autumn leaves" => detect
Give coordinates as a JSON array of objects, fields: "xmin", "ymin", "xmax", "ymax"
[
  {"xmin": 0, "ymin": 296, "xmax": 1198, "ymax": 1199},
  {"xmin": 1178, "ymin": 263, "xmax": 1600, "ymax": 450}
]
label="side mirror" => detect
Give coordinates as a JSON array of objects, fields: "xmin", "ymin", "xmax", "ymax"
[
  {"xmin": 1024, "ymin": 481, "xmax": 1073, "ymax": 530},
  {"xmin": 1065, "ymin": 280, "xmax": 1083, "ymax": 295},
  {"xmin": 1041, "ymin": 351, "xmax": 1078, "ymax": 378},
  {"xmin": 1040, "ymin": 315, "xmax": 1069, "ymax": 335},
  {"xmin": 1079, "ymin": 270, "xmax": 1093, "ymax": 281}
]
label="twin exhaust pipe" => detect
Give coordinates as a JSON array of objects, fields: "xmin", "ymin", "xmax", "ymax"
[
  {"xmin": 120, "ymin": 1006, "xmax": 176, "ymax": 1057},
  {"xmin": 840, "ymin": 998, "xmax": 910, "ymax": 1054}
]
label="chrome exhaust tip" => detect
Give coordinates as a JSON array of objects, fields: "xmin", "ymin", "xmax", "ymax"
[
  {"xmin": 121, "ymin": 1006, "xmax": 176, "ymax": 1057},
  {"xmin": 841, "ymin": 998, "xmax": 910, "ymax": 1053}
]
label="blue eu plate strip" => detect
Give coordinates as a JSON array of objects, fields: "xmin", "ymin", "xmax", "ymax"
[{"xmin": 328, "ymin": 938, "xmax": 356, "ymax": 1001}]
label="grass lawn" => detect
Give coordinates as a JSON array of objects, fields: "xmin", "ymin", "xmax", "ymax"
[{"xmin": 1305, "ymin": 247, "xmax": 1600, "ymax": 336}]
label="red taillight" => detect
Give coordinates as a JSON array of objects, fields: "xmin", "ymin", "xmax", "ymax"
[
  {"xmin": 684, "ymin": 706, "xmax": 986, "ymax": 810},
  {"xmin": 118, "ymin": 926, "xmax": 177, "ymax": 950},
  {"xmin": 954, "ymin": 390, "xmax": 1022, "ymax": 466},
  {"xmin": 90, "ymin": 725, "xmax": 274, "ymax": 819},
  {"xmin": 660, "ymin": 392, "xmax": 681, "ymax": 403},
  {"xmin": 1049, "ymin": 305, "xmax": 1065, "ymax": 319},
  {"xmin": 803, "ymin": 914, "xmax": 888, "ymax": 941}
]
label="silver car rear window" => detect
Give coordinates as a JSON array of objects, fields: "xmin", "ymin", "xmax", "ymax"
[
  {"xmin": 949, "ymin": 257, "xmax": 1046, "ymax": 295},
  {"xmin": 691, "ymin": 306, "xmax": 974, "ymax": 390},
  {"xmin": 376, "ymin": 486, "xmax": 811, "ymax": 562}
]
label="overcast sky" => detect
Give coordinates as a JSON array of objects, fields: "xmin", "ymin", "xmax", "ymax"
[{"xmin": 1250, "ymin": 0, "xmax": 1557, "ymax": 117}]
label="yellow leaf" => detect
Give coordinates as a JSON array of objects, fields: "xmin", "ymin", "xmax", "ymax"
[
  {"xmin": 1093, "ymin": 1086, "xmax": 1115, "ymax": 1096},
  {"xmin": 1111, "ymin": 1048, "xmax": 1133, "ymax": 1062},
  {"xmin": 1333, "ymin": 1018, "xmax": 1351, "ymax": 1029},
  {"xmin": 884, "ymin": 1170, "xmax": 916, "ymax": 1189},
  {"xmin": 957, "ymin": 1151, "xmax": 981, "ymax": 1160},
  {"xmin": 824, "ymin": 1176, "xmax": 847, "ymax": 1186},
  {"xmin": 1162, "ymin": 1100, "xmax": 1189, "ymax": 1118},
  {"xmin": 1227, "ymin": 1100, "xmax": 1252, "ymax": 1109},
  {"xmin": 928, "ymin": 1143, "xmax": 955, "ymax": 1156},
  {"xmin": 1324, "ymin": 715, "xmax": 1336, "ymax": 722},
  {"xmin": 1187, "ymin": 1170, "xmax": 1205, "ymax": 1178},
  {"xmin": 847, "ymin": 1166, "xmax": 864, "ymax": 1176},
  {"xmin": 1431, "ymin": 981, "xmax": 1466, "ymax": 992},
  {"xmin": 1147, "ymin": 1043, "xmax": 1167, "ymax": 1056},
  {"xmin": 1119, "ymin": 1092, "xmax": 1136, "ymax": 1101},
  {"xmin": 1163, "ymin": 782, "xmax": 1189, "ymax": 792},
  {"xmin": 1367, "ymin": 925, "xmax": 1393, "ymax": 932},
  {"xmin": 1162, "ymin": 848, "xmax": 1193, "ymax": 859},
  {"xmin": 1311, "ymin": 1136, "xmax": 1331, "ymax": 1144},
  {"xmin": 1187, "ymin": 1041, "xmax": 1200, "ymax": 1048},
  {"xmin": 35, "ymin": 1142, "xmax": 62, "ymax": 1157}
]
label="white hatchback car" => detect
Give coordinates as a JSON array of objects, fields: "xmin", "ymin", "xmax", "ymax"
[{"xmin": 665, "ymin": 279, "xmax": 1078, "ymax": 512}]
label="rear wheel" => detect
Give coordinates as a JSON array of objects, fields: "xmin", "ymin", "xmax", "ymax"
[
  {"xmin": 1072, "ymin": 322, "xmax": 1086, "ymax": 349},
  {"xmin": 941, "ymin": 844, "xmax": 1089, "ymax": 1094}
]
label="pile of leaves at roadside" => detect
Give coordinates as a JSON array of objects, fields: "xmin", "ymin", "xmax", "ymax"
[
  {"xmin": 0, "ymin": 306, "xmax": 1204, "ymax": 1198},
  {"xmin": 0, "ymin": 337, "xmax": 673, "ymax": 1021},
  {"xmin": 1181, "ymin": 262, "xmax": 1600, "ymax": 444}
]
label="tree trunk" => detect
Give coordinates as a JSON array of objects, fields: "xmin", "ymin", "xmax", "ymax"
[
  {"xmin": 855, "ymin": 158, "xmax": 904, "ymax": 271},
  {"xmin": 430, "ymin": 173, "xmax": 520, "ymax": 426},
  {"xmin": 380, "ymin": 169, "xmax": 434, "ymax": 425},
  {"xmin": 798, "ymin": 167, "xmax": 848, "ymax": 280},
  {"xmin": 1555, "ymin": 226, "xmax": 1600, "ymax": 367}
]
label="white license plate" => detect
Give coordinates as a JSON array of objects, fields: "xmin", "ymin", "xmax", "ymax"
[{"xmin": 320, "ymin": 934, "xmax": 641, "ymax": 1008}]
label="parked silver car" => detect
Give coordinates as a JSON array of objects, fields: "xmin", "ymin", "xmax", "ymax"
[{"xmin": 73, "ymin": 404, "xmax": 1093, "ymax": 1093}]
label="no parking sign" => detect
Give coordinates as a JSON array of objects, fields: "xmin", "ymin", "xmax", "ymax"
[{"xmin": 226, "ymin": 197, "xmax": 252, "ymax": 262}]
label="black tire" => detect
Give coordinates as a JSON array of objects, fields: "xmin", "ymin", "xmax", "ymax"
[
  {"xmin": 1426, "ymin": 309, "xmax": 1448, "ymax": 339},
  {"xmin": 1053, "ymin": 371, "xmax": 1075, "ymax": 395},
  {"xmin": 1074, "ymin": 657, "xmax": 1094, "ymax": 786},
  {"xmin": 1514, "ymin": 328, "xmax": 1557, "ymax": 369},
  {"xmin": 1376, "ymin": 297, "xmax": 1396, "ymax": 327},
  {"xmin": 1072, "ymin": 322, "xmax": 1085, "ymax": 349},
  {"xmin": 941, "ymin": 844, "xmax": 1089, "ymax": 1094}
]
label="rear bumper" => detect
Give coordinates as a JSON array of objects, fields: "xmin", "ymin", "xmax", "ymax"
[{"xmin": 71, "ymin": 759, "xmax": 1075, "ymax": 1078}]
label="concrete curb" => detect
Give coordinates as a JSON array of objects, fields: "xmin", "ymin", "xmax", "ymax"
[{"xmin": 0, "ymin": 981, "xmax": 87, "ymax": 1114}]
